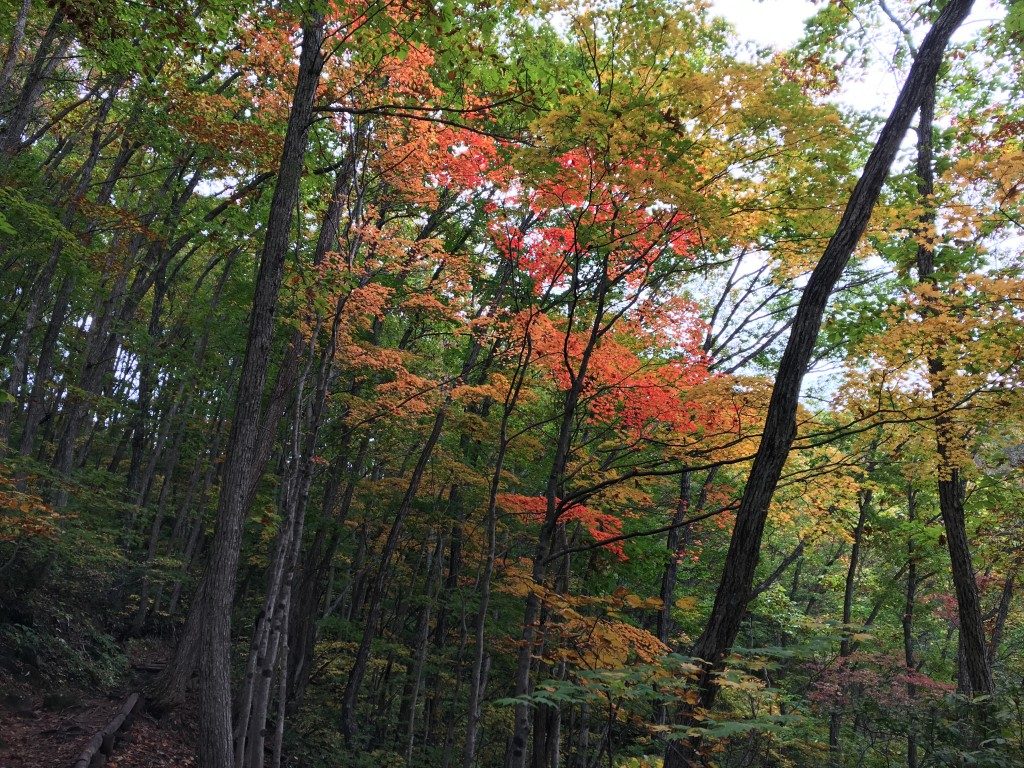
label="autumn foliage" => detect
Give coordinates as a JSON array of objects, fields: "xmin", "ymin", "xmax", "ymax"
[{"xmin": 0, "ymin": 1, "xmax": 1022, "ymax": 768}]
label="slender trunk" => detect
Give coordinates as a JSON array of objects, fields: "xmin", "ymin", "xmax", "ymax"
[
  {"xmin": 988, "ymin": 572, "xmax": 1014, "ymax": 664},
  {"xmin": 184, "ymin": 16, "xmax": 324, "ymax": 767},
  {"xmin": 463, "ymin": 356, "xmax": 525, "ymax": 767},
  {"xmin": 130, "ymin": 392, "xmax": 189, "ymax": 634},
  {"xmin": 663, "ymin": 6, "xmax": 975, "ymax": 764},
  {"xmin": 509, "ymin": 299, "xmax": 604, "ymax": 768},
  {"xmin": 18, "ymin": 274, "xmax": 73, "ymax": 456},
  {"xmin": 829, "ymin": 489, "xmax": 871, "ymax": 757},
  {"xmin": 288, "ymin": 437, "xmax": 368, "ymax": 707},
  {"xmin": 339, "ymin": 402, "xmax": 449, "ymax": 739},
  {"xmin": 0, "ymin": 8, "xmax": 66, "ymax": 152},
  {"xmin": 0, "ymin": 0, "xmax": 31, "ymax": 105},
  {"xmin": 913, "ymin": 75, "xmax": 993, "ymax": 698},
  {"xmin": 658, "ymin": 471, "xmax": 692, "ymax": 645},
  {"xmin": 2, "ymin": 82, "xmax": 117, "ymax": 446},
  {"xmin": 163, "ymin": 414, "xmax": 225, "ymax": 621},
  {"xmin": 403, "ymin": 535, "xmax": 445, "ymax": 763}
]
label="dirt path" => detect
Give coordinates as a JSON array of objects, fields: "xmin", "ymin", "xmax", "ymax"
[{"xmin": 0, "ymin": 643, "xmax": 197, "ymax": 768}]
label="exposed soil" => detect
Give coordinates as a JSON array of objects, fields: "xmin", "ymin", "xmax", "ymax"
[{"xmin": 0, "ymin": 643, "xmax": 197, "ymax": 768}]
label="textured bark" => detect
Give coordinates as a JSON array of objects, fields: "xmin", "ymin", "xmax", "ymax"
[
  {"xmin": 186, "ymin": 15, "xmax": 325, "ymax": 768},
  {"xmin": 235, "ymin": 151, "xmax": 353, "ymax": 768},
  {"xmin": 0, "ymin": 0, "xmax": 31, "ymax": 105},
  {"xmin": 938, "ymin": 474, "xmax": 992, "ymax": 695},
  {"xmin": 663, "ymin": 5, "xmax": 975, "ymax": 765},
  {"xmin": 913, "ymin": 73, "xmax": 993, "ymax": 698}
]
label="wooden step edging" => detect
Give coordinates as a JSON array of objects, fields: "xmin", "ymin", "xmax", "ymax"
[{"xmin": 71, "ymin": 692, "xmax": 142, "ymax": 768}]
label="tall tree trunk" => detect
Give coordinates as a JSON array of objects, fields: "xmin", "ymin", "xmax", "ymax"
[
  {"xmin": 658, "ymin": 471, "xmax": 692, "ymax": 646},
  {"xmin": 508, "ymin": 295, "xmax": 606, "ymax": 768},
  {"xmin": 0, "ymin": 0, "xmax": 31, "ymax": 105},
  {"xmin": 913, "ymin": 73, "xmax": 993, "ymax": 698},
  {"xmin": 0, "ymin": 8, "xmax": 66, "ymax": 152},
  {"xmin": 18, "ymin": 274, "xmax": 73, "ymax": 457},
  {"xmin": 339, "ymin": 402, "xmax": 449, "ymax": 739},
  {"xmin": 987, "ymin": 571, "xmax": 1014, "ymax": 664},
  {"xmin": 463, "ymin": 348, "xmax": 528, "ymax": 768},
  {"xmin": 184, "ymin": 15, "xmax": 325, "ymax": 768},
  {"xmin": 402, "ymin": 535, "xmax": 444, "ymax": 763},
  {"xmin": 1, "ymin": 82, "xmax": 118, "ymax": 446},
  {"xmin": 287, "ymin": 436, "xmax": 368, "ymax": 708},
  {"xmin": 663, "ymin": 5, "xmax": 975, "ymax": 765}
]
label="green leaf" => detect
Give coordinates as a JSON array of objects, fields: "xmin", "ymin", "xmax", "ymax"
[{"xmin": 1007, "ymin": 1, "xmax": 1024, "ymax": 34}]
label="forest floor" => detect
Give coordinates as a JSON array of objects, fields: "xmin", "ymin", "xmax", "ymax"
[{"xmin": 0, "ymin": 644, "xmax": 197, "ymax": 768}]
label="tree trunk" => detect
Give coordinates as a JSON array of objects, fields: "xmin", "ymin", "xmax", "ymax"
[
  {"xmin": 0, "ymin": 0, "xmax": 31, "ymax": 105},
  {"xmin": 339, "ymin": 402, "xmax": 449, "ymax": 739},
  {"xmin": 987, "ymin": 571, "xmax": 1014, "ymax": 664},
  {"xmin": 829, "ymin": 487, "xmax": 872, "ymax": 758},
  {"xmin": 658, "ymin": 471, "xmax": 692, "ymax": 645},
  {"xmin": 186, "ymin": 15, "xmax": 325, "ymax": 768},
  {"xmin": 913, "ymin": 73, "xmax": 993, "ymax": 698},
  {"xmin": 0, "ymin": 8, "xmax": 66, "ymax": 153},
  {"xmin": 663, "ymin": 5, "xmax": 975, "ymax": 764}
]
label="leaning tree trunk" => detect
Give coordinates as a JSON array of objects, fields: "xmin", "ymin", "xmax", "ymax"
[
  {"xmin": 186, "ymin": 14, "xmax": 325, "ymax": 768},
  {"xmin": 0, "ymin": 8, "xmax": 66, "ymax": 153},
  {"xmin": 663, "ymin": 4, "xmax": 976, "ymax": 765},
  {"xmin": 339, "ymin": 402, "xmax": 449, "ymax": 739},
  {"xmin": 0, "ymin": 0, "xmax": 32, "ymax": 106}
]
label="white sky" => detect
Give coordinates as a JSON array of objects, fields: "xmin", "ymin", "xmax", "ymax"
[
  {"xmin": 710, "ymin": 0, "xmax": 1006, "ymax": 113},
  {"xmin": 711, "ymin": 0, "xmax": 816, "ymax": 50}
]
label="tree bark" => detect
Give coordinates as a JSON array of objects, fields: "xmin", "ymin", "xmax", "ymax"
[
  {"xmin": 913, "ymin": 72, "xmax": 993, "ymax": 698},
  {"xmin": 0, "ymin": 0, "xmax": 31, "ymax": 106},
  {"xmin": 663, "ymin": 5, "xmax": 975, "ymax": 765},
  {"xmin": 186, "ymin": 14, "xmax": 325, "ymax": 768},
  {"xmin": 339, "ymin": 402, "xmax": 449, "ymax": 739}
]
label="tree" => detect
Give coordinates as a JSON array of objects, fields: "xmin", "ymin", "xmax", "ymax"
[{"xmin": 664, "ymin": 3, "xmax": 976, "ymax": 765}]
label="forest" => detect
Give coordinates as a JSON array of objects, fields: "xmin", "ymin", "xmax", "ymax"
[{"xmin": 0, "ymin": 0, "xmax": 1022, "ymax": 766}]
